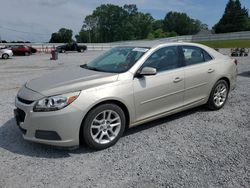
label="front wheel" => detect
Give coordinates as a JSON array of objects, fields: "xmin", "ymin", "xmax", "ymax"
[
  {"xmin": 207, "ymin": 80, "xmax": 229, "ymax": 110},
  {"xmin": 82, "ymin": 104, "xmax": 126, "ymax": 150},
  {"xmin": 2, "ymin": 53, "xmax": 9, "ymax": 59}
]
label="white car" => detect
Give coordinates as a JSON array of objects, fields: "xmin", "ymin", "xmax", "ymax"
[{"xmin": 0, "ymin": 48, "xmax": 13, "ymax": 59}]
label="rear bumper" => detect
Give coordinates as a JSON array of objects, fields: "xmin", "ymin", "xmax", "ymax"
[{"xmin": 230, "ymin": 66, "xmax": 238, "ymax": 91}]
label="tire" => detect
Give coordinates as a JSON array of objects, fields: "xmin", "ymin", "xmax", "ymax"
[
  {"xmin": 80, "ymin": 49, "xmax": 84, "ymax": 53},
  {"xmin": 2, "ymin": 53, "xmax": 9, "ymax": 59},
  {"xmin": 82, "ymin": 104, "xmax": 126, "ymax": 150},
  {"xmin": 207, "ymin": 80, "xmax": 229, "ymax": 110},
  {"xmin": 61, "ymin": 49, "xmax": 66, "ymax": 53},
  {"xmin": 24, "ymin": 52, "xmax": 30, "ymax": 56}
]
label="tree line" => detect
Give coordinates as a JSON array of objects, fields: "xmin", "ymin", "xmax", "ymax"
[
  {"xmin": 213, "ymin": 0, "xmax": 250, "ymax": 33},
  {"xmin": 49, "ymin": 0, "xmax": 250, "ymax": 43}
]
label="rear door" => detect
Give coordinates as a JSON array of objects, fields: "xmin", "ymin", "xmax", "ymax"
[
  {"xmin": 180, "ymin": 45, "xmax": 216, "ymax": 106},
  {"xmin": 133, "ymin": 46, "xmax": 185, "ymax": 122}
]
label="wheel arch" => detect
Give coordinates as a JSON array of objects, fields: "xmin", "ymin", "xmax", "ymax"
[
  {"xmin": 218, "ymin": 76, "xmax": 230, "ymax": 90},
  {"xmin": 206, "ymin": 76, "xmax": 231, "ymax": 105},
  {"xmin": 79, "ymin": 99, "xmax": 130, "ymax": 145},
  {"xmin": 2, "ymin": 53, "xmax": 9, "ymax": 59}
]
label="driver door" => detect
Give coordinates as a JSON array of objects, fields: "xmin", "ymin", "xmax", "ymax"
[{"xmin": 133, "ymin": 46, "xmax": 185, "ymax": 122}]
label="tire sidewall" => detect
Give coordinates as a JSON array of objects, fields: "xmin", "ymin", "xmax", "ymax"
[
  {"xmin": 82, "ymin": 104, "xmax": 126, "ymax": 150},
  {"xmin": 25, "ymin": 52, "xmax": 30, "ymax": 56},
  {"xmin": 208, "ymin": 80, "xmax": 229, "ymax": 110},
  {"xmin": 2, "ymin": 54, "xmax": 9, "ymax": 59}
]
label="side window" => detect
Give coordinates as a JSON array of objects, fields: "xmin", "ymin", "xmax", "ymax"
[
  {"xmin": 143, "ymin": 46, "xmax": 179, "ymax": 72},
  {"xmin": 182, "ymin": 46, "xmax": 205, "ymax": 66},
  {"xmin": 203, "ymin": 50, "xmax": 213, "ymax": 62}
]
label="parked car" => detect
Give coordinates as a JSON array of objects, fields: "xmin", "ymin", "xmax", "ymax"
[
  {"xmin": 28, "ymin": 46, "xmax": 37, "ymax": 54},
  {"xmin": 0, "ymin": 48, "xmax": 13, "ymax": 59},
  {"xmin": 56, "ymin": 43, "xmax": 87, "ymax": 53},
  {"xmin": 8, "ymin": 45, "xmax": 32, "ymax": 56},
  {"xmin": 14, "ymin": 43, "xmax": 237, "ymax": 150}
]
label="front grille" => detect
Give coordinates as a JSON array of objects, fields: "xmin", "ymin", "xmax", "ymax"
[
  {"xmin": 17, "ymin": 97, "xmax": 34, "ymax": 105},
  {"xmin": 16, "ymin": 108, "xmax": 26, "ymax": 122}
]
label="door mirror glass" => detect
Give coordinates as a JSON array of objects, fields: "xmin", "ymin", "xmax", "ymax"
[{"xmin": 139, "ymin": 67, "xmax": 157, "ymax": 76}]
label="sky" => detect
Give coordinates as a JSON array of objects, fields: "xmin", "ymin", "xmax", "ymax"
[{"xmin": 0, "ymin": 0, "xmax": 249, "ymax": 42}]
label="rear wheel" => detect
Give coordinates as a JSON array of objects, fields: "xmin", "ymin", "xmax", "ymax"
[
  {"xmin": 24, "ymin": 52, "xmax": 30, "ymax": 56},
  {"xmin": 207, "ymin": 80, "xmax": 229, "ymax": 110},
  {"xmin": 2, "ymin": 53, "xmax": 9, "ymax": 59},
  {"xmin": 82, "ymin": 104, "xmax": 126, "ymax": 150}
]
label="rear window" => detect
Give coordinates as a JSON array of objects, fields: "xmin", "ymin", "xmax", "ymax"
[{"xmin": 181, "ymin": 46, "xmax": 212, "ymax": 66}]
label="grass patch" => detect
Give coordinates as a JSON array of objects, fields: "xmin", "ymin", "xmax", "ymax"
[{"xmin": 197, "ymin": 39, "xmax": 250, "ymax": 48}]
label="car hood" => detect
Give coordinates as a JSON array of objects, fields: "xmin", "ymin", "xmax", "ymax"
[
  {"xmin": 1, "ymin": 49, "xmax": 12, "ymax": 53},
  {"xmin": 25, "ymin": 67, "xmax": 118, "ymax": 97}
]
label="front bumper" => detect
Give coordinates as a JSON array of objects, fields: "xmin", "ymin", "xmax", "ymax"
[{"xmin": 14, "ymin": 96, "xmax": 84, "ymax": 147}]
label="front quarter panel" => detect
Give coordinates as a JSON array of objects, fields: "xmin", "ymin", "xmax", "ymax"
[{"xmin": 73, "ymin": 73, "xmax": 135, "ymax": 126}]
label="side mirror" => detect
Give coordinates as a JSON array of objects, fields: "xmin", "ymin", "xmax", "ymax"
[{"xmin": 139, "ymin": 67, "xmax": 157, "ymax": 76}]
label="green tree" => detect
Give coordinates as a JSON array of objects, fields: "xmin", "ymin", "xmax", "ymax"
[
  {"xmin": 163, "ymin": 11, "xmax": 204, "ymax": 35},
  {"xmin": 131, "ymin": 12, "xmax": 154, "ymax": 40},
  {"xmin": 75, "ymin": 30, "xmax": 89, "ymax": 43},
  {"xmin": 91, "ymin": 4, "xmax": 128, "ymax": 42},
  {"xmin": 152, "ymin": 20, "xmax": 164, "ymax": 31},
  {"xmin": 49, "ymin": 33, "xmax": 61, "ymax": 43},
  {"xmin": 213, "ymin": 0, "xmax": 250, "ymax": 33},
  {"xmin": 77, "ymin": 4, "xmax": 209, "ymax": 42},
  {"xmin": 49, "ymin": 28, "xmax": 73, "ymax": 43},
  {"xmin": 147, "ymin": 29, "xmax": 177, "ymax": 39},
  {"xmin": 77, "ymin": 4, "xmax": 154, "ymax": 42}
]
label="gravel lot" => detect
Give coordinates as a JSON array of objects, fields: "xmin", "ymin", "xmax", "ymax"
[{"xmin": 0, "ymin": 50, "xmax": 249, "ymax": 188}]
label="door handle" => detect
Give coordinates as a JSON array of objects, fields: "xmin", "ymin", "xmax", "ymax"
[
  {"xmin": 173, "ymin": 77, "xmax": 183, "ymax": 83},
  {"xmin": 208, "ymin": 68, "xmax": 215, "ymax": 73}
]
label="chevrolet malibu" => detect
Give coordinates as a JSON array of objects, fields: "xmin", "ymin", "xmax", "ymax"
[{"xmin": 14, "ymin": 43, "xmax": 237, "ymax": 150}]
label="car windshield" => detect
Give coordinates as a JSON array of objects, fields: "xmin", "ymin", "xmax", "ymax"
[{"xmin": 81, "ymin": 47, "xmax": 149, "ymax": 73}]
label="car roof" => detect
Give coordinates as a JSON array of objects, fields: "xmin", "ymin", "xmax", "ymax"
[
  {"xmin": 118, "ymin": 42, "xmax": 226, "ymax": 60},
  {"xmin": 117, "ymin": 42, "xmax": 209, "ymax": 49}
]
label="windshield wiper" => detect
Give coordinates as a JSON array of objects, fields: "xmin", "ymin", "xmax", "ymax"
[{"xmin": 80, "ymin": 64, "xmax": 102, "ymax": 72}]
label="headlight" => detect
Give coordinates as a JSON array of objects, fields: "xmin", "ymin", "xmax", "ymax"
[{"xmin": 33, "ymin": 91, "xmax": 80, "ymax": 112}]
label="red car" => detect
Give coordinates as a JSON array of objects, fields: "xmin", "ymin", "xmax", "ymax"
[{"xmin": 8, "ymin": 45, "xmax": 34, "ymax": 56}]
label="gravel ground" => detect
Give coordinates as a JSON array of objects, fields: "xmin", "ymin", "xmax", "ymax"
[{"xmin": 0, "ymin": 50, "xmax": 249, "ymax": 188}]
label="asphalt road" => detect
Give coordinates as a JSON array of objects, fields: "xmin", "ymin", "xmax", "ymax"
[{"xmin": 0, "ymin": 50, "xmax": 249, "ymax": 188}]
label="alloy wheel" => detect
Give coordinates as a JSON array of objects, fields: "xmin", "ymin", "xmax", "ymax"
[
  {"xmin": 90, "ymin": 110, "xmax": 121, "ymax": 144},
  {"xmin": 213, "ymin": 83, "xmax": 228, "ymax": 107}
]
